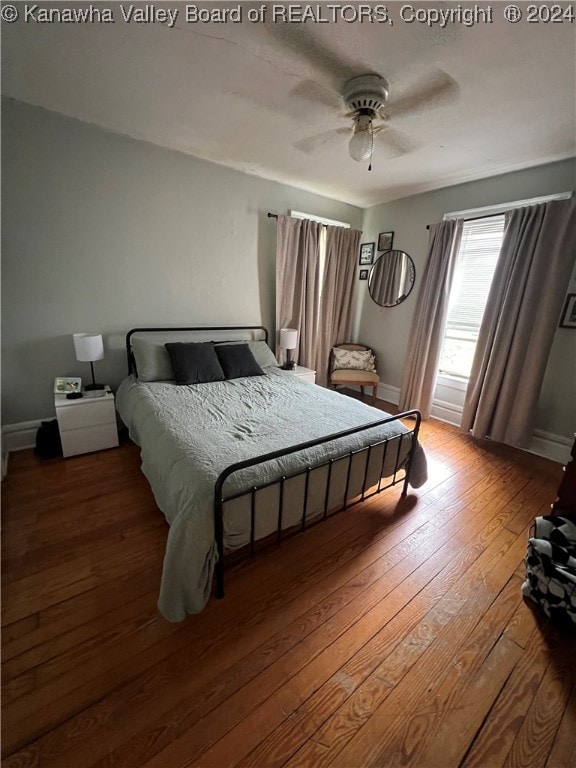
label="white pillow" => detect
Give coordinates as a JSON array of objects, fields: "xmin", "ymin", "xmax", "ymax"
[
  {"xmin": 247, "ymin": 340, "xmax": 279, "ymax": 368},
  {"xmin": 132, "ymin": 338, "xmax": 175, "ymax": 382},
  {"xmin": 332, "ymin": 348, "xmax": 376, "ymax": 372}
]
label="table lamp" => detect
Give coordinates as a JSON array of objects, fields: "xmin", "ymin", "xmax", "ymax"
[
  {"xmin": 73, "ymin": 333, "xmax": 105, "ymax": 391},
  {"xmin": 279, "ymin": 328, "xmax": 298, "ymax": 370}
]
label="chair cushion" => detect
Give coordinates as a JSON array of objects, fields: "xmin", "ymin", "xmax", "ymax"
[{"xmin": 331, "ymin": 369, "xmax": 380, "ymax": 385}]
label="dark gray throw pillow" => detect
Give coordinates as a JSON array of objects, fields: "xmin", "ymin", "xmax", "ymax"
[
  {"xmin": 164, "ymin": 342, "xmax": 225, "ymax": 385},
  {"xmin": 215, "ymin": 344, "xmax": 265, "ymax": 380}
]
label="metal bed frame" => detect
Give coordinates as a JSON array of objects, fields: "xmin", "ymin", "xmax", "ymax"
[{"xmin": 126, "ymin": 326, "xmax": 422, "ymax": 599}]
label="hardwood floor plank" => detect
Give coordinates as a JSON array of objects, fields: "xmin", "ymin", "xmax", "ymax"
[
  {"xmin": 2, "ymin": 614, "xmax": 39, "ymax": 646},
  {"xmin": 140, "ymin": 514, "xmax": 520, "ymax": 767},
  {"xmin": 503, "ymin": 585, "xmax": 543, "ymax": 649},
  {"xmin": 15, "ymin": 496, "xmax": 474, "ymax": 764},
  {"xmin": 1, "ymin": 567, "xmax": 162, "ymax": 663},
  {"xmin": 503, "ymin": 649, "xmax": 574, "ymax": 768},
  {"xmin": 1, "ymin": 417, "xmax": 570, "ymax": 768},
  {"xmin": 304, "ymin": 542, "xmax": 527, "ymax": 768},
  {"xmin": 3, "ymin": 447, "xmax": 517, "ymax": 756},
  {"xmin": 236, "ymin": 534, "xmax": 517, "ymax": 768},
  {"xmin": 411, "ymin": 635, "xmax": 524, "ymax": 768},
  {"xmin": 461, "ymin": 632, "xmax": 550, "ymax": 768},
  {"xmin": 545, "ymin": 684, "xmax": 576, "ymax": 768},
  {"xmin": 2, "ymin": 515, "xmax": 165, "ymax": 585},
  {"xmin": 2, "ymin": 589, "xmax": 158, "ymax": 684},
  {"xmin": 1, "ymin": 532, "xmax": 166, "ymax": 625}
]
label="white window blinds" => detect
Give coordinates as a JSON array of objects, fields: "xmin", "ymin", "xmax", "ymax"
[
  {"xmin": 439, "ymin": 215, "xmax": 505, "ymax": 379},
  {"xmin": 446, "ymin": 216, "xmax": 505, "ymax": 332}
]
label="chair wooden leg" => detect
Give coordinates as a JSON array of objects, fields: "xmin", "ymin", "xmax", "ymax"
[
  {"xmin": 371, "ymin": 386, "xmax": 377, "ymax": 405},
  {"xmin": 360, "ymin": 386, "xmax": 365, "ymax": 398}
]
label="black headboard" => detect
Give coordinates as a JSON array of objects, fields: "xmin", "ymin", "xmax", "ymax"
[{"xmin": 125, "ymin": 326, "xmax": 269, "ymax": 375}]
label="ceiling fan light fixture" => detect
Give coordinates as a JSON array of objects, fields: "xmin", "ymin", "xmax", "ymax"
[
  {"xmin": 342, "ymin": 74, "xmax": 389, "ymax": 115},
  {"xmin": 348, "ymin": 114, "xmax": 373, "ymax": 162}
]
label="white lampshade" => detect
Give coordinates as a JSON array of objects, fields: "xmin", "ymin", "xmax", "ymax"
[
  {"xmin": 279, "ymin": 328, "xmax": 298, "ymax": 350},
  {"xmin": 73, "ymin": 333, "xmax": 104, "ymax": 362}
]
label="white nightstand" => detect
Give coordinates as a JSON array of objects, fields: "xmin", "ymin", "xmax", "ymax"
[
  {"xmin": 290, "ymin": 365, "xmax": 317, "ymax": 384},
  {"xmin": 55, "ymin": 387, "xmax": 119, "ymax": 458}
]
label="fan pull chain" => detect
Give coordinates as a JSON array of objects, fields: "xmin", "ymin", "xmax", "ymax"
[{"xmin": 368, "ymin": 122, "xmax": 374, "ymax": 171}]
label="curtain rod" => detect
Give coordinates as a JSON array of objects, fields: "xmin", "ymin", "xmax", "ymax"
[
  {"xmin": 268, "ymin": 212, "xmax": 278, "ymax": 220},
  {"xmin": 425, "ymin": 210, "xmax": 507, "ymax": 230},
  {"xmin": 426, "ymin": 191, "xmax": 574, "ymax": 229}
]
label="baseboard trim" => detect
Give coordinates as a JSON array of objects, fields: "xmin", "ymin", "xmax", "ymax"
[
  {"xmin": 378, "ymin": 382, "xmax": 571, "ymax": 465},
  {"xmin": 530, "ymin": 429, "xmax": 572, "ymax": 465},
  {"xmin": 377, "ymin": 382, "xmax": 400, "ymax": 406},
  {"xmin": 2, "ymin": 418, "xmax": 51, "ymax": 453},
  {"xmin": 430, "ymin": 397, "xmax": 463, "ymax": 427}
]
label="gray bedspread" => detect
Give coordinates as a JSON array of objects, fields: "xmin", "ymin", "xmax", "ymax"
[{"xmin": 116, "ymin": 368, "xmax": 427, "ymax": 621}]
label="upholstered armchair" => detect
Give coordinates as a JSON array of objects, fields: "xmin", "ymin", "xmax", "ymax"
[{"xmin": 329, "ymin": 343, "xmax": 380, "ymax": 405}]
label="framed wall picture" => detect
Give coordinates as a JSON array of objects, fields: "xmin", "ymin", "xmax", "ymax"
[
  {"xmin": 378, "ymin": 231, "xmax": 394, "ymax": 251},
  {"xmin": 559, "ymin": 293, "xmax": 576, "ymax": 328},
  {"xmin": 359, "ymin": 269, "xmax": 369, "ymax": 280},
  {"xmin": 359, "ymin": 242, "xmax": 375, "ymax": 265},
  {"xmin": 54, "ymin": 376, "xmax": 82, "ymax": 394}
]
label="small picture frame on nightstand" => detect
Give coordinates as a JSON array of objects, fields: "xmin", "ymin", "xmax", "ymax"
[{"xmin": 54, "ymin": 376, "xmax": 82, "ymax": 394}]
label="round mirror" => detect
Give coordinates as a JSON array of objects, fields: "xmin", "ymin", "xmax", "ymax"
[{"xmin": 368, "ymin": 250, "xmax": 416, "ymax": 307}]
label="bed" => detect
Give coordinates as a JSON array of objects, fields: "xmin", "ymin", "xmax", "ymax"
[{"xmin": 116, "ymin": 326, "xmax": 427, "ymax": 622}]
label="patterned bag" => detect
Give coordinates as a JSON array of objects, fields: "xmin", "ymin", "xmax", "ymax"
[{"xmin": 522, "ymin": 515, "xmax": 576, "ymax": 633}]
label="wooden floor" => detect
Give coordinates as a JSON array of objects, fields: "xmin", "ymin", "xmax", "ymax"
[{"xmin": 2, "ymin": 402, "xmax": 575, "ymax": 768}]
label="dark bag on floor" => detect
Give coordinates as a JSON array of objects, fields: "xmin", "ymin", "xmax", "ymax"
[
  {"xmin": 522, "ymin": 515, "xmax": 576, "ymax": 633},
  {"xmin": 35, "ymin": 419, "xmax": 63, "ymax": 459}
]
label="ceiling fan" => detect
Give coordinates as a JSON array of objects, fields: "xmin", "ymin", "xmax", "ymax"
[{"xmin": 293, "ymin": 71, "xmax": 459, "ymax": 168}]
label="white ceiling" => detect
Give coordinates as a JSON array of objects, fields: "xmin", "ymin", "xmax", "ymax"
[{"xmin": 3, "ymin": 2, "xmax": 575, "ymax": 207}]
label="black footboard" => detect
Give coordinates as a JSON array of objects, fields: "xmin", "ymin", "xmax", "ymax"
[{"xmin": 214, "ymin": 410, "xmax": 421, "ymax": 598}]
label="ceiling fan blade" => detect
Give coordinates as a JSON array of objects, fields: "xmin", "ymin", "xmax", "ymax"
[
  {"xmin": 293, "ymin": 127, "xmax": 350, "ymax": 154},
  {"xmin": 289, "ymin": 80, "xmax": 343, "ymax": 111},
  {"xmin": 376, "ymin": 125, "xmax": 419, "ymax": 157},
  {"xmin": 385, "ymin": 71, "xmax": 459, "ymax": 119},
  {"xmin": 262, "ymin": 22, "xmax": 365, "ymax": 92}
]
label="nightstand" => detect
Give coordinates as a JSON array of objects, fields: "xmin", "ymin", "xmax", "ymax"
[
  {"xmin": 290, "ymin": 365, "xmax": 316, "ymax": 384},
  {"xmin": 55, "ymin": 387, "xmax": 119, "ymax": 458}
]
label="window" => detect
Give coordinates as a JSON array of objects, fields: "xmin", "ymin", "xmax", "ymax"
[{"xmin": 438, "ymin": 215, "xmax": 505, "ymax": 380}]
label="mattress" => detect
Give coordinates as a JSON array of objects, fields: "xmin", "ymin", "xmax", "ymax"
[{"xmin": 116, "ymin": 368, "xmax": 427, "ymax": 621}]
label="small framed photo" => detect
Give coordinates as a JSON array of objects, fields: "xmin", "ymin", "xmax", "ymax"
[
  {"xmin": 54, "ymin": 376, "xmax": 82, "ymax": 394},
  {"xmin": 378, "ymin": 231, "xmax": 394, "ymax": 251},
  {"xmin": 359, "ymin": 269, "xmax": 369, "ymax": 280},
  {"xmin": 559, "ymin": 293, "xmax": 576, "ymax": 328},
  {"xmin": 359, "ymin": 242, "xmax": 375, "ymax": 265}
]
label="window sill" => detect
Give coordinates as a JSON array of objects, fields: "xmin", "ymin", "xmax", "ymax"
[{"xmin": 436, "ymin": 374, "xmax": 469, "ymax": 391}]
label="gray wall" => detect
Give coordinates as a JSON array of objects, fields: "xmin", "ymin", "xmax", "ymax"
[
  {"xmin": 1, "ymin": 98, "xmax": 362, "ymax": 424},
  {"xmin": 356, "ymin": 158, "xmax": 576, "ymax": 439},
  {"xmin": 3, "ymin": 97, "xmax": 574, "ymax": 443}
]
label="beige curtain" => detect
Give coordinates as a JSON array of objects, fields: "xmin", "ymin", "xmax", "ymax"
[
  {"xmin": 461, "ymin": 198, "xmax": 576, "ymax": 447},
  {"xmin": 398, "ymin": 219, "xmax": 464, "ymax": 417},
  {"xmin": 315, "ymin": 225, "xmax": 362, "ymax": 386},
  {"xmin": 275, "ymin": 215, "xmax": 322, "ymax": 370}
]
